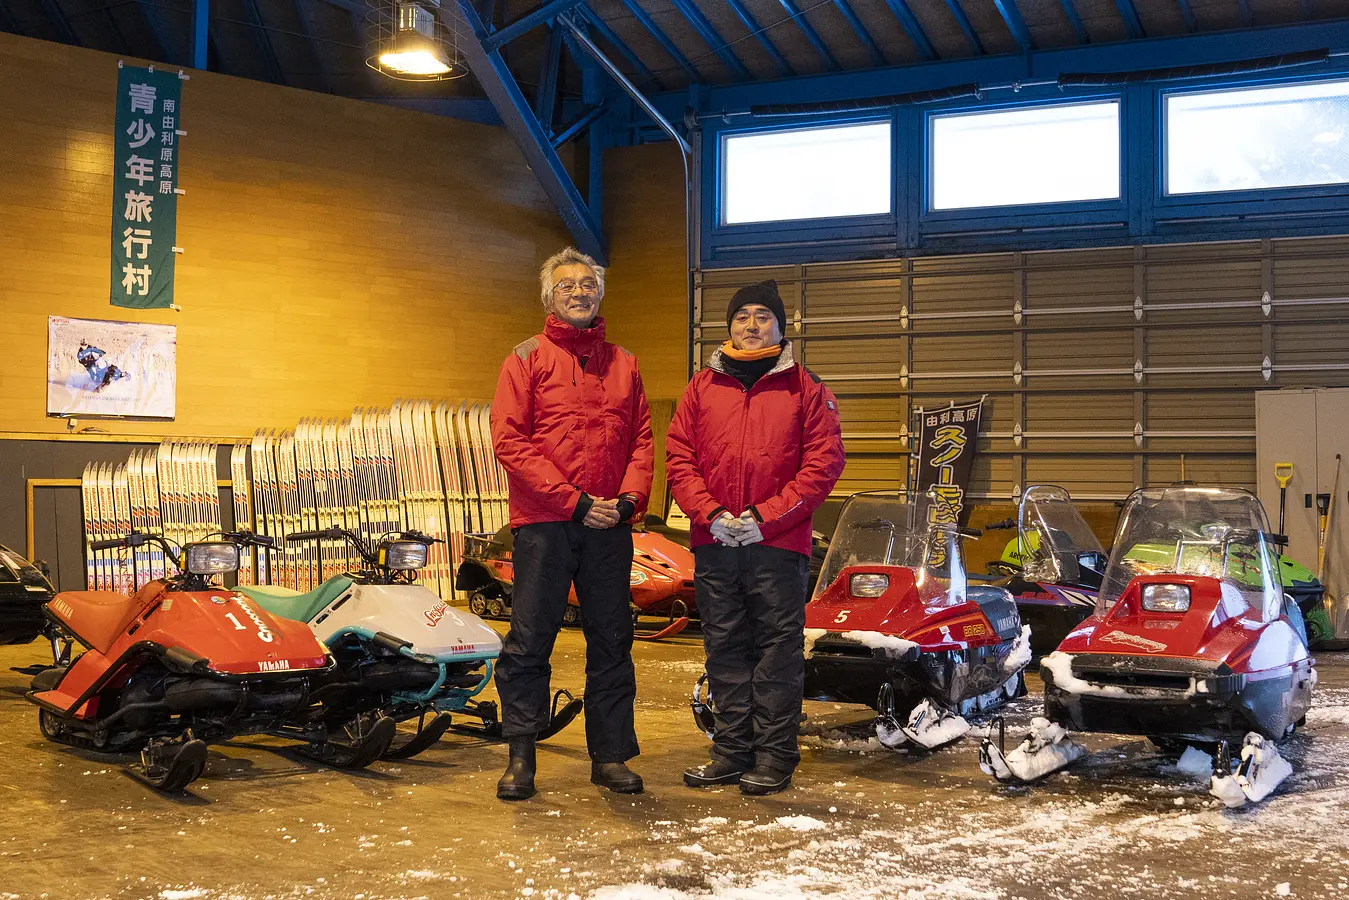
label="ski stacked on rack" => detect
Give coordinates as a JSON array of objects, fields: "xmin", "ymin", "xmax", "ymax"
[
  {"xmin": 476, "ymin": 403, "xmax": 509, "ymax": 534},
  {"xmin": 139, "ymin": 448, "xmax": 166, "ymax": 582},
  {"xmin": 335, "ymin": 417, "xmax": 359, "ymax": 575},
  {"xmin": 230, "ymin": 442, "xmax": 255, "ymax": 585},
  {"xmin": 111, "ymin": 463, "xmax": 133, "ymax": 594},
  {"xmin": 95, "ymin": 463, "xmax": 119, "ymax": 592},
  {"xmin": 388, "ymin": 401, "xmax": 434, "ymax": 594},
  {"xmin": 249, "ymin": 431, "xmax": 274, "ymax": 584},
  {"xmin": 294, "ymin": 419, "xmax": 319, "ymax": 589},
  {"xmin": 433, "ymin": 401, "xmax": 468, "ymax": 599},
  {"xmin": 127, "ymin": 450, "xmax": 149, "ymax": 588},
  {"xmin": 79, "ymin": 462, "xmax": 100, "ymax": 590},
  {"xmin": 452, "ymin": 403, "xmax": 484, "ymax": 534},
  {"xmin": 413, "ymin": 401, "xmax": 452, "ymax": 595}
]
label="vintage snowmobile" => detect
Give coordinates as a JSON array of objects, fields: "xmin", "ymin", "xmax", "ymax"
[
  {"xmin": 692, "ymin": 491, "xmax": 1030, "ymax": 752},
  {"xmin": 980, "ymin": 485, "xmax": 1315, "ymax": 806},
  {"xmin": 983, "ymin": 485, "xmax": 1106, "ymax": 657},
  {"xmin": 238, "ymin": 527, "xmax": 580, "ymax": 758},
  {"xmin": 0, "ymin": 543, "xmax": 55, "ymax": 645},
  {"xmin": 27, "ymin": 530, "xmax": 395, "ymax": 793},
  {"xmin": 456, "ymin": 525, "xmax": 695, "ymax": 640}
]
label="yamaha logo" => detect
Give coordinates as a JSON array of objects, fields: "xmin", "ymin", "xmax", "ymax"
[
  {"xmin": 257, "ymin": 659, "xmax": 291, "ymax": 671},
  {"xmin": 995, "ymin": 616, "xmax": 1018, "ymax": 633}
]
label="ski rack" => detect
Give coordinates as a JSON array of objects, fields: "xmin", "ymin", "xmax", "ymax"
[{"xmin": 77, "ymin": 400, "xmax": 509, "ymax": 601}]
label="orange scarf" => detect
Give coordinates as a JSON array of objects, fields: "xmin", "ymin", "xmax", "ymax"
[{"xmin": 720, "ymin": 340, "xmax": 782, "ymax": 361}]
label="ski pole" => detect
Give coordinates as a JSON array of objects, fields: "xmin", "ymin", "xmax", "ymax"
[
  {"xmin": 1275, "ymin": 462, "xmax": 1294, "ymax": 536},
  {"xmin": 1319, "ymin": 454, "xmax": 1341, "ymax": 583}
]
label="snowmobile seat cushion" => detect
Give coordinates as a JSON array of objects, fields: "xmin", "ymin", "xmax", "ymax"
[
  {"xmin": 55, "ymin": 591, "xmax": 145, "ymax": 655},
  {"xmin": 237, "ymin": 576, "xmax": 354, "ymax": 623}
]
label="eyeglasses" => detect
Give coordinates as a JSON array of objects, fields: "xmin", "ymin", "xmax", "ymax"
[{"xmin": 553, "ymin": 278, "xmax": 600, "ymax": 296}]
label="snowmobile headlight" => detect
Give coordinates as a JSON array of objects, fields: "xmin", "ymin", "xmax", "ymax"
[
  {"xmin": 849, "ymin": 573, "xmax": 890, "ymax": 598},
  {"xmin": 630, "ymin": 568, "xmax": 648, "ymax": 585},
  {"xmin": 1141, "ymin": 583, "xmax": 1191, "ymax": 613},
  {"xmin": 185, "ymin": 542, "xmax": 239, "ymax": 575},
  {"xmin": 382, "ymin": 540, "xmax": 428, "ymax": 571}
]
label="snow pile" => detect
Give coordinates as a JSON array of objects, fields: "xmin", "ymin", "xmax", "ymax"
[
  {"xmin": 1236, "ymin": 733, "xmax": 1293, "ymax": 804},
  {"xmin": 980, "ymin": 716, "xmax": 1086, "ymax": 783},
  {"xmin": 1003, "ymin": 624, "xmax": 1033, "ymax": 674},
  {"xmin": 802, "ymin": 628, "xmax": 826, "ymax": 660},
  {"xmin": 774, "ymin": 816, "xmax": 829, "ymax": 832},
  {"xmin": 1209, "ymin": 772, "xmax": 1247, "ymax": 809},
  {"xmin": 840, "ymin": 630, "xmax": 918, "ymax": 659},
  {"xmin": 882, "ymin": 698, "xmax": 969, "ymax": 751},
  {"xmin": 1175, "ymin": 746, "xmax": 1212, "ymax": 779}
]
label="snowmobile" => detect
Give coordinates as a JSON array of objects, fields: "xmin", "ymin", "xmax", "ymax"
[
  {"xmin": 237, "ymin": 527, "xmax": 580, "ymax": 757},
  {"xmin": 983, "ymin": 485, "xmax": 1106, "ymax": 657},
  {"xmin": 456, "ymin": 525, "xmax": 695, "ymax": 640},
  {"xmin": 27, "ymin": 529, "xmax": 395, "ymax": 793},
  {"xmin": 692, "ymin": 491, "xmax": 1031, "ymax": 752},
  {"xmin": 980, "ymin": 485, "xmax": 1315, "ymax": 806},
  {"xmin": 0, "ymin": 542, "xmax": 55, "ymax": 645}
]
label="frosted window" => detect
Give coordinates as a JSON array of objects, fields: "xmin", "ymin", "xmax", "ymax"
[
  {"xmin": 722, "ymin": 122, "xmax": 892, "ymax": 225},
  {"xmin": 1166, "ymin": 80, "xmax": 1349, "ymax": 195},
  {"xmin": 930, "ymin": 101, "xmax": 1120, "ymax": 210}
]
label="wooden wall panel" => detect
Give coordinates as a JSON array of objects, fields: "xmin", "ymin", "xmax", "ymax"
[{"xmin": 0, "ymin": 32, "xmax": 569, "ymax": 440}]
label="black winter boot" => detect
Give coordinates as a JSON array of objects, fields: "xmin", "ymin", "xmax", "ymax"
[
  {"xmin": 497, "ymin": 737, "xmax": 537, "ymax": 801},
  {"xmin": 590, "ymin": 761, "xmax": 643, "ymax": 794},
  {"xmin": 683, "ymin": 758, "xmax": 748, "ymax": 787}
]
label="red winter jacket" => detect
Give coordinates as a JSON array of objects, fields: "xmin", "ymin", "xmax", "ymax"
[
  {"xmin": 491, "ymin": 315, "xmax": 654, "ymax": 528},
  {"xmin": 666, "ymin": 344, "xmax": 846, "ymax": 557}
]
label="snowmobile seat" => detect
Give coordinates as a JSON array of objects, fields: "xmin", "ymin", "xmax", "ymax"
[
  {"xmin": 54, "ymin": 591, "xmax": 145, "ymax": 655},
  {"xmin": 237, "ymin": 576, "xmax": 354, "ymax": 624}
]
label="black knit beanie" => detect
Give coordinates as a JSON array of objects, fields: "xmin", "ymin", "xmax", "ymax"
[{"xmin": 727, "ymin": 280, "xmax": 786, "ymax": 336}]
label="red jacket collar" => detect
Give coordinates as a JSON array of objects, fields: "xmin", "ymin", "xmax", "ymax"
[{"xmin": 545, "ymin": 314, "xmax": 607, "ymax": 356}]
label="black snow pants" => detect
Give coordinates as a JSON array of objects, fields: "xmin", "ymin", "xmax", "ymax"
[
  {"xmin": 695, "ymin": 542, "xmax": 810, "ymax": 773},
  {"xmin": 494, "ymin": 520, "xmax": 639, "ymax": 763}
]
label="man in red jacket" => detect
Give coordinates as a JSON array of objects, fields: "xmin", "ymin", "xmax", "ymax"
[
  {"xmin": 490, "ymin": 247, "xmax": 654, "ymax": 801},
  {"xmin": 667, "ymin": 279, "xmax": 845, "ymax": 795}
]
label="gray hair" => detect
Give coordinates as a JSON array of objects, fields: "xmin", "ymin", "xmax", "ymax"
[{"xmin": 539, "ymin": 247, "xmax": 605, "ymax": 309}]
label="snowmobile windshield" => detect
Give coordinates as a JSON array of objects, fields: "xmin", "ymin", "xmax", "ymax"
[
  {"xmin": 813, "ymin": 492, "xmax": 967, "ymax": 604},
  {"xmin": 1097, "ymin": 486, "xmax": 1281, "ymax": 620},
  {"xmin": 1017, "ymin": 486, "xmax": 1105, "ymax": 584}
]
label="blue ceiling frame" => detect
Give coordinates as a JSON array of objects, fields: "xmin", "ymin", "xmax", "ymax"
[
  {"xmin": 724, "ymin": 0, "xmax": 795, "ymax": 77},
  {"xmin": 295, "ymin": 0, "xmax": 338, "ymax": 93},
  {"xmin": 37, "ymin": 0, "xmax": 78, "ymax": 46},
  {"xmin": 941, "ymin": 0, "xmax": 984, "ymax": 55},
  {"xmin": 666, "ymin": 0, "xmax": 752, "ymax": 81},
  {"xmin": 617, "ymin": 0, "xmax": 701, "ymax": 83},
  {"xmin": 774, "ymin": 0, "xmax": 840, "ymax": 71},
  {"xmin": 1174, "ymin": 0, "xmax": 1197, "ymax": 32},
  {"xmin": 575, "ymin": 4, "xmax": 661, "ymax": 89},
  {"xmin": 1059, "ymin": 0, "xmax": 1090, "ymax": 45},
  {"xmin": 1113, "ymin": 0, "xmax": 1145, "ymax": 40},
  {"xmin": 240, "ymin": 0, "xmax": 287, "ymax": 84},
  {"xmin": 0, "ymin": 0, "xmax": 18, "ymax": 34},
  {"xmin": 991, "ymin": 0, "xmax": 1033, "ymax": 51},
  {"xmin": 831, "ymin": 0, "xmax": 887, "ymax": 67},
  {"xmin": 880, "ymin": 0, "xmax": 936, "ymax": 61}
]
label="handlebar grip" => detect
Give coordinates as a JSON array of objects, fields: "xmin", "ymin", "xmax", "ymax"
[
  {"xmin": 287, "ymin": 529, "xmax": 337, "ymax": 542},
  {"xmin": 91, "ymin": 539, "xmax": 125, "ymax": 550},
  {"xmin": 956, "ymin": 526, "xmax": 983, "ymax": 538}
]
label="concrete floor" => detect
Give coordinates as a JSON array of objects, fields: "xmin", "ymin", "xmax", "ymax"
[{"xmin": 0, "ymin": 626, "xmax": 1347, "ymax": 900}]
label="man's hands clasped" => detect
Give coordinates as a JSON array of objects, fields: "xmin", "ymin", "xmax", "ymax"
[
  {"xmin": 711, "ymin": 512, "xmax": 765, "ymax": 547},
  {"xmin": 582, "ymin": 497, "xmax": 623, "ymax": 529}
]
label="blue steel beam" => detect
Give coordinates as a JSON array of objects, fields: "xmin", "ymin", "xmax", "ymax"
[
  {"xmin": 774, "ymin": 0, "xmax": 840, "ymax": 71},
  {"xmin": 240, "ymin": 0, "xmax": 287, "ymax": 84},
  {"xmin": 485, "ymin": 0, "xmax": 582, "ymax": 51},
  {"xmin": 618, "ymin": 0, "xmax": 702, "ymax": 83},
  {"xmin": 832, "ymin": 0, "xmax": 886, "ymax": 67},
  {"xmin": 942, "ymin": 0, "xmax": 984, "ymax": 55},
  {"xmin": 1236, "ymin": 0, "xmax": 1254, "ymax": 27},
  {"xmin": 296, "ymin": 0, "xmax": 336, "ymax": 93},
  {"xmin": 551, "ymin": 103, "xmax": 606, "ymax": 148},
  {"xmin": 724, "ymin": 0, "xmax": 795, "ymax": 77},
  {"xmin": 449, "ymin": 0, "xmax": 607, "ymax": 262},
  {"xmin": 535, "ymin": 24, "xmax": 564, "ymax": 131},
  {"xmin": 1059, "ymin": 0, "xmax": 1089, "ymax": 44},
  {"xmin": 1113, "ymin": 0, "xmax": 1145, "ymax": 39},
  {"xmin": 38, "ymin": 0, "xmax": 79, "ymax": 45},
  {"xmin": 642, "ymin": 19, "xmax": 1349, "ymax": 118},
  {"xmin": 133, "ymin": 0, "xmax": 176, "ymax": 61},
  {"xmin": 194, "ymin": 0, "xmax": 210, "ymax": 68},
  {"xmin": 666, "ymin": 0, "xmax": 752, "ymax": 80},
  {"xmin": 992, "ymin": 0, "xmax": 1033, "ymax": 51},
  {"xmin": 575, "ymin": 5, "xmax": 663, "ymax": 89},
  {"xmin": 879, "ymin": 0, "xmax": 936, "ymax": 60},
  {"xmin": 1174, "ymin": 0, "xmax": 1196, "ymax": 32}
]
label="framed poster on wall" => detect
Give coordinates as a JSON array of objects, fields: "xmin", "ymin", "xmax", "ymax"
[{"xmin": 46, "ymin": 316, "xmax": 176, "ymax": 419}]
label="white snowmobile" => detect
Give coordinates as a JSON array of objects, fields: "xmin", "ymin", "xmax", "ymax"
[{"xmin": 238, "ymin": 527, "xmax": 581, "ymax": 758}]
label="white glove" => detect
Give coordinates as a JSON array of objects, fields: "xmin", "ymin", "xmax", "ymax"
[
  {"xmin": 710, "ymin": 513, "xmax": 743, "ymax": 547},
  {"xmin": 734, "ymin": 513, "xmax": 764, "ymax": 545}
]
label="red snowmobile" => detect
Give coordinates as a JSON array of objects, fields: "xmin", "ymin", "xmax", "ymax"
[
  {"xmin": 28, "ymin": 530, "xmax": 393, "ymax": 792},
  {"xmin": 456, "ymin": 526, "xmax": 695, "ymax": 640},
  {"xmin": 980, "ymin": 486, "xmax": 1315, "ymax": 807},
  {"xmin": 693, "ymin": 491, "xmax": 1031, "ymax": 751}
]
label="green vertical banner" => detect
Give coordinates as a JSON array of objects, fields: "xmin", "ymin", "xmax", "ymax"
[{"xmin": 110, "ymin": 65, "xmax": 183, "ymax": 310}]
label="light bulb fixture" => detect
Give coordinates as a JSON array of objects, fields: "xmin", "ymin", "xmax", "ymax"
[{"xmin": 366, "ymin": 0, "xmax": 465, "ymax": 82}]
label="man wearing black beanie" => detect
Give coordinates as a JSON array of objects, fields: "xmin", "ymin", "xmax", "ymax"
[{"xmin": 667, "ymin": 279, "xmax": 846, "ymax": 795}]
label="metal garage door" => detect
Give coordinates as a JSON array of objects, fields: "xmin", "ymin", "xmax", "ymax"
[{"xmin": 694, "ymin": 237, "xmax": 1349, "ymax": 502}]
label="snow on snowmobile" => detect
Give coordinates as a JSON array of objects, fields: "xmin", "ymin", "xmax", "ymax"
[
  {"xmin": 27, "ymin": 530, "xmax": 393, "ymax": 793},
  {"xmin": 980, "ymin": 485, "xmax": 1315, "ymax": 807},
  {"xmin": 237, "ymin": 527, "xmax": 580, "ymax": 758},
  {"xmin": 691, "ymin": 491, "xmax": 1031, "ymax": 752},
  {"xmin": 0, "ymin": 543, "xmax": 55, "ymax": 645},
  {"xmin": 456, "ymin": 525, "xmax": 695, "ymax": 640},
  {"xmin": 983, "ymin": 485, "xmax": 1106, "ymax": 657}
]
